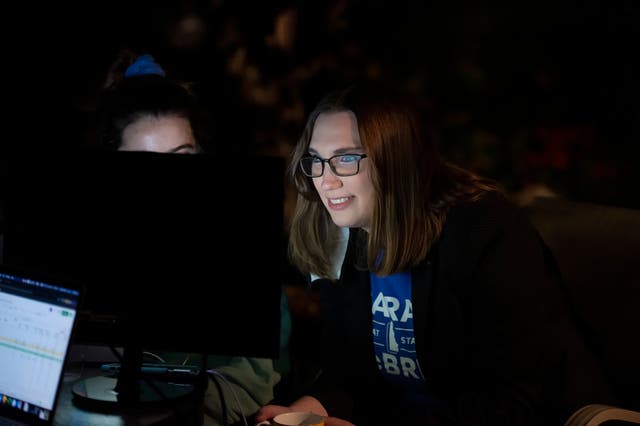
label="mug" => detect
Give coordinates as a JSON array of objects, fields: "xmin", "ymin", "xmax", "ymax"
[{"xmin": 257, "ymin": 411, "xmax": 325, "ymax": 426}]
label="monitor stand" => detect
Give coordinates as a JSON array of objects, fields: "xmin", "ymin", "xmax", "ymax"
[{"xmin": 71, "ymin": 342, "xmax": 202, "ymax": 410}]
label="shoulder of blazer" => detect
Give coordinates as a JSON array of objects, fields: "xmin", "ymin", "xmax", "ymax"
[{"xmin": 438, "ymin": 192, "xmax": 523, "ymax": 280}]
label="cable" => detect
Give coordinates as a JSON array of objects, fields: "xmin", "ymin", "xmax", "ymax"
[
  {"xmin": 142, "ymin": 351, "xmax": 167, "ymax": 363},
  {"xmin": 208, "ymin": 369, "xmax": 249, "ymax": 426}
]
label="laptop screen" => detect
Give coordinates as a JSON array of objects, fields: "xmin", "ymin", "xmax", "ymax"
[{"xmin": 0, "ymin": 265, "xmax": 81, "ymax": 425}]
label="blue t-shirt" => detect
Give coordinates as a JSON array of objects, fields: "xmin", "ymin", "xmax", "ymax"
[{"xmin": 371, "ymin": 270, "xmax": 436, "ymax": 407}]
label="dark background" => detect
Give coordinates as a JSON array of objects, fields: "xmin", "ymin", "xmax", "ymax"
[{"xmin": 5, "ymin": 0, "xmax": 639, "ymax": 208}]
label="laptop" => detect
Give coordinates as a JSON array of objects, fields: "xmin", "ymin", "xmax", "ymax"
[{"xmin": 0, "ymin": 264, "xmax": 82, "ymax": 425}]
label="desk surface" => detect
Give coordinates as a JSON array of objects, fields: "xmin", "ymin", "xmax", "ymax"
[{"xmin": 54, "ymin": 364, "xmax": 202, "ymax": 426}]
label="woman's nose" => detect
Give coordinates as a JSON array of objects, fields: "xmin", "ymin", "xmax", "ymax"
[{"xmin": 320, "ymin": 168, "xmax": 343, "ymax": 189}]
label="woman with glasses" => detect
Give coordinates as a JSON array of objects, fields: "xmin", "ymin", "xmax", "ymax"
[{"xmin": 256, "ymin": 84, "xmax": 613, "ymax": 425}]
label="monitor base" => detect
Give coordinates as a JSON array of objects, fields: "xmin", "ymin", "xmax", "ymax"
[{"xmin": 71, "ymin": 376, "xmax": 196, "ymax": 410}]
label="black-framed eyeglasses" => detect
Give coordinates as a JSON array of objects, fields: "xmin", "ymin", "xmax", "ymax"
[{"xmin": 299, "ymin": 154, "xmax": 368, "ymax": 178}]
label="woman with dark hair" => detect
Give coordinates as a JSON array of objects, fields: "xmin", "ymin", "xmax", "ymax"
[
  {"xmin": 91, "ymin": 51, "xmax": 288, "ymax": 426},
  {"xmin": 95, "ymin": 51, "xmax": 205, "ymax": 154},
  {"xmin": 256, "ymin": 84, "xmax": 613, "ymax": 425}
]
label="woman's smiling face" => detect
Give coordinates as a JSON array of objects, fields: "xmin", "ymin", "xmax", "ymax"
[{"xmin": 309, "ymin": 111, "xmax": 374, "ymax": 232}]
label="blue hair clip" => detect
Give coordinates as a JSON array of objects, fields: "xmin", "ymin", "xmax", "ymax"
[{"xmin": 124, "ymin": 54, "xmax": 166, "ymax": 78}]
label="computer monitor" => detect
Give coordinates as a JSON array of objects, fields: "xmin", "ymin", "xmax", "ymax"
[{"xmin": 1, "ymin": 150, "xmax": 285, "ymax": 407}]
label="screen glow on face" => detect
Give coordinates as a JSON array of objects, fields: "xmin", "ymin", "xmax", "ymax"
[{"xmin": 119, "ymin": 115, "xmax": 197, "ymax": 154}]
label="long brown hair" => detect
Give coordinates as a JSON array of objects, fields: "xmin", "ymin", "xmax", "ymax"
[{"xmin": 289, "ymin": 84, "xmax": 499, "ymax": 278}]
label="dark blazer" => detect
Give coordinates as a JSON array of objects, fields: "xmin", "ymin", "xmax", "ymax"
[{"xmin": 308, "ymin": 192, "xmax": 613, "ymax": 425}]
